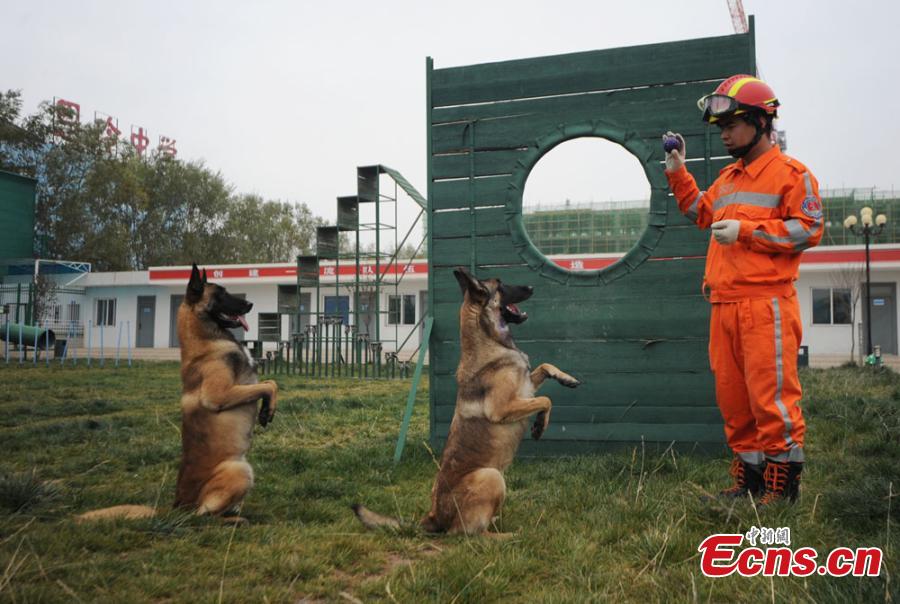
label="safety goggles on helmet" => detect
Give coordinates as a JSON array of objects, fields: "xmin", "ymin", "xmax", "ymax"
[{"xmin": 697, "ymin": 94, "xmax": 749, "ymax": 122}]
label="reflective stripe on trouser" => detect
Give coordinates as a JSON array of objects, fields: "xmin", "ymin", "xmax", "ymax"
[{"xmin": 709, "ymin": 295, "xmax": 806, "ymax": 462}]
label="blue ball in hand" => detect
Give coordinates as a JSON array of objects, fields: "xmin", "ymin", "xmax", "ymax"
[{"xmin": 663, "ymin": 136, "xmax": 682, "ymax": 153}]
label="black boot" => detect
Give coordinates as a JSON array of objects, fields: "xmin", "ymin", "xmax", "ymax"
[
  {"xmin": 719, "ymin": 455, "xmax": 765, "ymax": 499},
  {"xmin": 758, "ymin": 461, "xmax": 802, "ymax": 506}
]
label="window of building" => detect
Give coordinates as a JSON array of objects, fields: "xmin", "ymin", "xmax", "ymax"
[
  {"xmin": 68, "ymin": 301, "xmax": 80, "ymax": 323},
  {"xmin": 258, "ymin": 313, "xmax": 281, "ymax": 342},
  {"xmin": 812, "ymin": 288, "xmax": 852, "ymax": 325},
  {"xmin": 95, "ymin": 298, "xmax": 116, "ymax": 326},
  {"xmin": 277, "ymin": 285, "xmax": 298, "ymax": 314},
  {"xmin": 324, "ymin": 296, "xmax": 349, "ymax": 325},
  {"xmin": 388, "ymin": 294, "xmax": 416, "ymax": 325}
]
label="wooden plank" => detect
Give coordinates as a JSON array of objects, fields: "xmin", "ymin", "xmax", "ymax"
[
  {"xmin": 431, "ymin": 294, "xmax": 710, "ymax": 341},
  {"xmin": 431, "ymin": 175, "xmax": 510, "ymax": 210},
  {"xmin": 432, "ymin": 80, "xmax": 714, "ymax": 125},
  {"xmin": 431, "ymin": 32, "xmax": 751, "ymax": 106},
  {"xmin": 431, "ymin": 258, "xmax": 707, "ymax": 304},
  {"xmin": 431, "ymin": 235, "xmax": 523, "ymax": 267},
  {"xmin": 431, "ymin": 338, "xmax": 710, "ymax": 376},
  {"xmin": 650, "ymin": 225, "xmax": 709, "ymax": 259},
  {"xmin": 516, "ymin": 438, "xmax": 725, "ymax": 456},
  {"xmin": 432, "ymin": 421, "xmax": 724, "ymax": 443},
  {"xmin": 431, "ymin": 207, "xmax": 509, "ymax": 238},
  {"xmin": 432, "ymin": 150, "xmax": 524, "ymax": 180},
  {"xmin": 427, "ymin": 437, "xmax": 727, "ymax": 457},
  {"xmin": 430, "ymin": 371, "xmax": 715, "ymax": 409},
  {"xmin": 433, "ymin": 404, "xmax": 721, "ymax": 424},
  {"xmin": 432, "ymin": 111, "xmax": 728, "ymax": 157}
]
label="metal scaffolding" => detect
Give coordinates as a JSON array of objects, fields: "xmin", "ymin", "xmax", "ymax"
[{"xmin": 289, "ymin": 165, "xmax": 426, "ymax": 378}]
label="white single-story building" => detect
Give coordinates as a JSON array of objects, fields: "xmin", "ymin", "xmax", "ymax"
[{"xmin": 2, "ymin": 244, "xmax": 898, "ymax": 364}]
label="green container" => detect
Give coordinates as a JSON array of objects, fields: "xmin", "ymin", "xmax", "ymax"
[{"xmin": 1, "ymin": 323, "xmax": 56, "ymax": 350}]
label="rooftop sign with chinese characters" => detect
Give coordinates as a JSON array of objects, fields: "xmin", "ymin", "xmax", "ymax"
[{"xmin": 53, "ymin": 97, "xmax": 178, "ymax": 157}]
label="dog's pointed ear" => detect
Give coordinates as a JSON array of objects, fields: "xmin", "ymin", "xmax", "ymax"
[
  {"xmin": 186, "ymin": 263, "xmax": 204, "ymax": 304},
  {"xmin": 202, "ymin": 268, "xmax": 208, "ymax": 284},
  {"xmin": 453, "ymin": 267, "xmax": 488, "ymax": 301}
]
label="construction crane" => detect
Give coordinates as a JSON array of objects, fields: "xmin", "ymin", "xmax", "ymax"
[{"xmin": 727, "ymin": 0, "xmax": 749, "ymax": 33}]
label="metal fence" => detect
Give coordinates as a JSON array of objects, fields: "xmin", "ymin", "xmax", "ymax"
[
  {"xmin": 1, "ymin": 318, "xmax": 133, "ymax": 368},
  {"xmin": 254, "ymin": 317, "xmax": 417, "ymax": 378}
]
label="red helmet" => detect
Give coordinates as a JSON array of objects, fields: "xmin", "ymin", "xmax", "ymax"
[{"xmin": 697, "ymin": 74, "xmax": 780, "ymax": 123}]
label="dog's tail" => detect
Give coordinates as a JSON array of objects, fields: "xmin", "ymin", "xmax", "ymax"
[
  {"xmin": 350, "ymin": 503, "xmax": 404, "ymax": 531},
  {"xmin": 75, "ymin": 504, "xmax": 157, "ymax": 523}
]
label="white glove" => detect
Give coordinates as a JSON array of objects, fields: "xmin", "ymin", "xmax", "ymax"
[
  {"xmin": 663, "ymin": 131, "xmax": 686, "ymax": 172},
  {"xmin": 711, "ymin": 220, "xmax": 740, "ymax": 245}
]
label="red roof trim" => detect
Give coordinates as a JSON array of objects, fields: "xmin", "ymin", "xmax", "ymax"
[{"xmin": 149, "ymin": 248, "xmax": 900, "ymax": 281}]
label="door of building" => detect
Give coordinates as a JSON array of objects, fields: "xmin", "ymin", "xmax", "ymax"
[
  {"xmin": 863, "ymin": 282, "xmax": 897, "ymax": 354},
  {"xmin": 169, "ymin": 295, "xmax": 183, "ymax": 347},
  {"xmin": 357, "ymin": 292, "xmax": 375, "ymax": 335},
  {"xmin": 324, "ymin": 295, "xmax": 349, "ymax": 325},
  {"xmin": 136, "ymin": 296, "xmax": 156, "ymax": 347}
]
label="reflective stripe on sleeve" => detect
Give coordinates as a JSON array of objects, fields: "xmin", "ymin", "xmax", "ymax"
[
  {"xmin": 751, "ymin": 217, "xmax": 822, "ymax": 250},
  {"xmin": 686, "ymin": 191, "xmax": 703, "ymax": 221}
]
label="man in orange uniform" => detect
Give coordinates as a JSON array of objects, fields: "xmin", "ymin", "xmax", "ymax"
[{"xmin": 664, "ymin": 75, "xmax": 823, "ymax": 505}]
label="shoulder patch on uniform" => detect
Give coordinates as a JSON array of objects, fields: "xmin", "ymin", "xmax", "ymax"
[{"xmin": 801, "ymin": 196, "xmax": 823, "ymax": 219}]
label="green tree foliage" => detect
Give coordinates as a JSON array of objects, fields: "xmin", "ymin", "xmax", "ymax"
[{"xmin": 0, "ymin": 89, "xmax": 321, "ymax": 270}]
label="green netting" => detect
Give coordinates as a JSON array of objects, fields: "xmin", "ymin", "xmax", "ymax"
[
  {"xmin": 523, "ymin": 204, "xmax": 648, "ymax": 254},
  {"xmin": 522, "ymin": 190, "xmax": 899, "ymax": 255},
  {"xmin": 819, "ymin": 190, "xmax": 899, "ymax": 246}
]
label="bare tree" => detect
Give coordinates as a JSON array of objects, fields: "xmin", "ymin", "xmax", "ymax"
[
  {"xmin": 31, "ymin": 273, "xmax": 59, "ymax": 326},
  {"xmin": 829, "ymin": 263, "xmax": 865, "ymax": 364},
  {"xmin": 343, "ymin": 281, "xmax": 378, "ymax": 337}
]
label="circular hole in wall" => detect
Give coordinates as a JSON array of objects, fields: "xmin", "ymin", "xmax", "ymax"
[{"xmin": 521, "ymin": 137, "xmax": 651, "ymax": 257}]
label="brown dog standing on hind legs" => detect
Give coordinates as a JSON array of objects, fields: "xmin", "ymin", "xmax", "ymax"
[
  {"xmin": 353, "ymin": 267, "xmax": 580, "ymax": 535},
  {"xmin": 76, "ymin": 264, "xmax": 276, "ymax": 523}
]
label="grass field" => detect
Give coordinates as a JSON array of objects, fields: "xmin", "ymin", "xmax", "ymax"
[{"xmin": 0, "ymin": 363, "xmax": 897, "ymax": 603}]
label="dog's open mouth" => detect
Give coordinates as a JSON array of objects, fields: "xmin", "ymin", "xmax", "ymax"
[
  {"xmin": 220, "ymin": 313, "xmax": 249, "ymax": 331},
  {"xmin": 500, "ymin": 303, "xmax": 527, "ymax": 324}
]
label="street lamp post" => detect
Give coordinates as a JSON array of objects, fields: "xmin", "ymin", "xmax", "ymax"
[{"xmin": 843, "ymin": 207, "xmax": 888, "ymax": 356}]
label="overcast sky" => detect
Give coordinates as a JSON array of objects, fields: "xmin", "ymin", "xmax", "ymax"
[{"xmin": 3, "ymin": 0, "xmax": 897, "ymax": 243}]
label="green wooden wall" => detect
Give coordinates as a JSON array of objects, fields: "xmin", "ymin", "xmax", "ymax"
[
  {"xmin": 0, "ymin": 171, "xmax": 37, "ymax": 273},
  {"xmin": 427, "ymin": 24, "xmax": 758, "ymax": 456}
]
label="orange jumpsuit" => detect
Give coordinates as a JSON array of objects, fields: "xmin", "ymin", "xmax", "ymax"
[{"xmin": 666, "ymin": 145, "xmax": 823, "ymax": 464}]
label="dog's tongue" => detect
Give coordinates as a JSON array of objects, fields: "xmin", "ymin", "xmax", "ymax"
[
  {"xmin": 507, "ymin": 304, "xmax": 520, "ymax": 315},
  {"xmin": 237, "ymin": 315, "xmax": 249, "ymax": 332}
]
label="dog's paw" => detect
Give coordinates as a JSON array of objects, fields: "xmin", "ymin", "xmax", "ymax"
[
  {"xmin": 258, "ymin": 401, "xmax": 270, "ymax": 427},
  {"xmin": 258, "ymin": 396, "xmax": 275, "ymax": 427},
  {"xmin": 531, "ymin": 411, "xmax": 549, "ymax": 440},
  {"xmin": 557, "ymin": 374, "xmax": 581, "ymax": 388},
  {"xmin": 258, "ymin": 382, "xmax": 278, "ymax": 426}
]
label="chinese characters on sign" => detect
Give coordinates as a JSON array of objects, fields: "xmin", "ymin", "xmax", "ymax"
[
  {"xmin": 130, "ymin": 126, "xmax": 150, "ymax": 156},
  {"xmin": 53, "ymin": 98, "xmax": 80, "ymax": 141},
  {"xmin": 53, "ymin": 97, "xmax": 178, "ymax": 157},
  {"xmin": 158, "ymin": 136, "xmax": 177, "ymax": 157}
]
